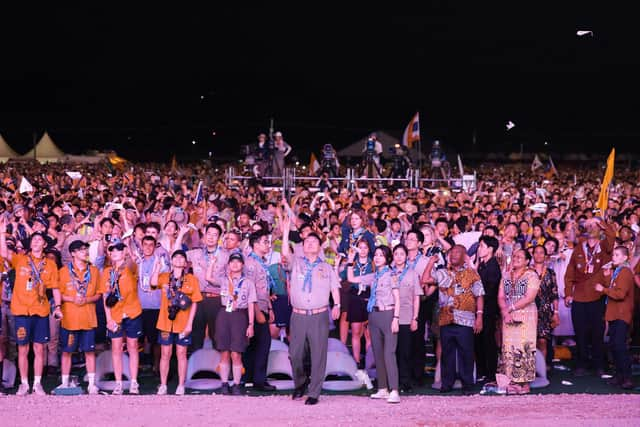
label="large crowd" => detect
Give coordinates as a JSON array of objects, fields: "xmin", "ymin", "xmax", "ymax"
[{"xmin": 0, "ymin": 154, "xmax": 637, "ymax": 404}]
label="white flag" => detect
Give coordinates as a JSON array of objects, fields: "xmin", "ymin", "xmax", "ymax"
[
  {"xmin": 457, "ymin": 155, "xmax": 464, "ymax": 177},
  {"xmin": 66, "ymin": 171, "xmax": 82, "ymax": 180},
  {"xmin": 19, "ymin": 177, "xmax": 33, "ymax": 193},
  {"xmin": 531, "ymin": 154, "xmax": 544, "ymax": 172},
  {"xmin": 576, "ymin": 30, "xmax": 593, "ymax": 37},
  {"xmin": 506, "ymin": 121, "xmax": 516, "ymax": 130}
]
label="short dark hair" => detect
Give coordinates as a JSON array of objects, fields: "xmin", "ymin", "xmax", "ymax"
[
  {"xmin": 406, "ymin": 229, "xmax": 424, "ymax": 244},
  {"xmin": 374, "ymin": 218, "xmax": 387, "ymax": 232},
  {"xmin": 145, "ymin": 221, "xmax": 161, "ymax": 233},
  {"xmin": 249, "ymin": 229, "xmax": 270, "ymax": 248},
  {"xmin": 205, "ymin": 223, "xmax": 222, "ymax": 235},
  {"xmin": 479, "ymin": 235, "xmax": 499, "ymax": 253},
  {"xmin": 100, "ymin": 217, "xmax": 114, "ymax": 227},
  {"xmin": 141, "ymin": 235, "xmax": 156, "ymax": 244}
]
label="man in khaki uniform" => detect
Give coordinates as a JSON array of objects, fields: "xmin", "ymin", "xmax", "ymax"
[{"xmin": 281, "ymin": 214, "xmax": 340, "ymax": 405}]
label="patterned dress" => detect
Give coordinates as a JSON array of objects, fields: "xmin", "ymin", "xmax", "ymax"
[
  {"xmin": 535, "ymin": 267, "xmax": 559, "ymax": 340},
  {"xmin": 499, "ymin": 270, "xmax": 540, "ymax": 383}
]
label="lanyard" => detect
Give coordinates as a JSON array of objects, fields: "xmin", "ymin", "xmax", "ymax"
[
  {"xmin": 227, "ymin": 275, "xmax": 245, "ymax": 301},
  {"xmin": 167, "ymin": 271, "xmax": 185, "ymax": 300},
  {"xmin": 203, "ymin": 246, "xmax": 220, "ymax": 264}
]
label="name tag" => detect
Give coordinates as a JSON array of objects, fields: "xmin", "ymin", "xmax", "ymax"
[
  {"xmin": 225, "ymin": 298, "xmax": 234, "ymax": 313},
  {"xmin": 26, "ymin": 279, "xmax": 33, "ymax": 291},
  {"xmin": 142, "ymin": 275, "xmax": 150, "ymax": 292}
]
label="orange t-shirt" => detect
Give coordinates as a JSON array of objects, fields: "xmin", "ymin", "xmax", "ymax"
[
  {"xmin": 99, "ymin": 265, "xmax": 142, "ymax": 323},
  {"xmin": 156, "ymin": 272, "xmax": 202, "ymax": 333},
  {"xmin": 58, "ymin": 263, "xmax": 103, "ymax": 330},
  {"xmin": 10, "ymin": 253, "xmax": 59, "ymax": 317}
]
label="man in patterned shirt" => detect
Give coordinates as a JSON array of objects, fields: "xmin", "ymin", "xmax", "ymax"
[{"xmin": 435, "ymin": 245, "xmax": 484, "ymax": 393}]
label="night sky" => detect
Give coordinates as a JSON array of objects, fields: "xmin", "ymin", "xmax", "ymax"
[{"xmin": 0, "ymin": 4, "xmax": 637, "ymax": 162}]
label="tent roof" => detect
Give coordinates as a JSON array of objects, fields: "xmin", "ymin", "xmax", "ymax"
[
  {"xmin": 20, "ymin": 131, "xmax": 65, "ymax": 160},
  {"xmin": 0, "ymin": 133, "xmax": 19, "ymax": 158},
  {"xmin": 337, "ymin": 130, "xmax": 427, "ymax": 160}
]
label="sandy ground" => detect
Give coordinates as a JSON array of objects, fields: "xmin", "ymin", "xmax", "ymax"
[{"xmin": 1, "ymin": 393, "xmax": 639, "ymax": 427}]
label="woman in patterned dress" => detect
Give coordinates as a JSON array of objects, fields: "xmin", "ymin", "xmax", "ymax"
[
  {"xmin": 498, "ymin": 249, "xmax": 541, "ymax": 394},
  {"xmin": 532, "ymin": 245, "xmax": 559, "ymax": 364}
]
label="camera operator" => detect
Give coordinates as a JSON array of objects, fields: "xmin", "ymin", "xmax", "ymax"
[
  {"xmin": 321, "ymin": 144, "xmax": 339, "ymax": 178},
  {"xmin": 361, "ymin": 133, "xmax": 382, "ymax": 178},
  {"xmin": 152, "ymin": 250, "xmax": 202, "ymax": 395},
  {"xmin": 388, "ymin": 144, "xmax": 412, "ymax": 180}
]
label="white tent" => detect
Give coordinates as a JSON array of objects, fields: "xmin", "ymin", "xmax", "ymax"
[
  {"xmin": 0, "ymin": 134, "xmax": 19, "ymax": 162},
  {"xmin": 20, "ymin": 131, "xmax": 66, "ymax": 163},
  {"xmin": 337, "ymin": 131, "xmax": 426, "ymax": 161}
]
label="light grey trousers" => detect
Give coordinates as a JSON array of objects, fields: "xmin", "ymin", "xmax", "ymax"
[
  {"xmin": 368, "ymin": 309, "xmax": 399, "ymax": 390},
  {"xmin": 289, "ymin": 311, "xmax": 329, "ymax": 399}
]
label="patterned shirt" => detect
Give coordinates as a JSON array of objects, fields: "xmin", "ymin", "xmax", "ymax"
[{"xmin": 437, "ymin": 264, "xmax": 484, "ymax": 327}]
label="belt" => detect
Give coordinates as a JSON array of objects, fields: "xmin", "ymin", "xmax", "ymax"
[
  {"xmin": 292, "ymin": 306, "xmax": 328, "ymax": 316},
  {"xmin": 372, "ymin": 305, "xmax": 394, "ymax": 312},
  {"xmin": 202, "ymin": 292, "xmax": 220, "ymax": 298}
]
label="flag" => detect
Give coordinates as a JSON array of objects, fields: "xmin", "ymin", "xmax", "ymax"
[
  {"xmin": 457, "ymin": 155, "xmax": 464, "ymax": 177},
  {"xmin": 596, "ymin": 148, "xmax": 615, "ymax": 216},
  {"xmin": 19, "ymin": 177, "xmax": 33, "ymax": 193},
  {"xmin": 544, "ymin": 156, "xmax": 558, "ymax": 179},
  {"xmin": 402, "ymin": 112, "xmax": 420, "ymax": 148},
  {"xmin": 194, "ymin": 180, "xmax": 204, "ymax": 204},
  {"xmin": 108, "ymin": 152, "xmax": 127, "ymax": 168},
  {"xmin": 170, "ymin": 154, "xmax": 177, "ymax": 172},
  {"xmin": 309, "ymin": 152, "xmax": 321, "ymax": 174},
  {"xmin": 531, "ymin": 154, "xmax": 543, "ymax": 172}
]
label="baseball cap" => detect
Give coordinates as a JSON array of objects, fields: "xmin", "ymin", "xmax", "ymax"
[
  {"xmin": 69, "ymin": 240, "xmax": 90, "ymax": 253},
  {"xmin": 108, "ymin": 239, "xmax": 126, "ymax": 251},
  {"xmin": 228, "ymin": 252, "xmax": 244, "ymax": 263}
]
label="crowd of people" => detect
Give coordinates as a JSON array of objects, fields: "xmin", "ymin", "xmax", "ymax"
[{"xmin": 0, "ymin": 156, "xmax": 637, "ymax": 404}]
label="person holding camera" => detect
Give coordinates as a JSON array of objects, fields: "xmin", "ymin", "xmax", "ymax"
[
  {"xmin": 215, "ymin": 252, "xmax": 256, "ymax": 395},
  {"xmin": 57, "ymin": 240, "xmax": 102, "ymax": 394},
  {"xmin": 0, "ymin": 218, "xmax": 61, "ymax": 396},
  {"xmin": 152, "ymin": 250, "xmax": 202, "ymax": 395},
  {"xmin": 100, "ymin": 241, "xmax": 142, "ymax": 395}
]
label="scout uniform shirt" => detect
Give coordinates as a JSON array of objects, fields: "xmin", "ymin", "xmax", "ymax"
[
  {"xmin": 187, "ymin": 246, "xmax": 229, "ymax": 294},
  {"xmin": 243, "ymin": 252, "xmax": 274, "ymax": 313},
  {"xmin": 156, "ymin": 272, "xmax": 202, "ymax": 333},
  {"xmin": 394, "ymin": 267, "xmax": 423, "ymax": 325},
  {"xmin": 99, "ymin": 265, "xmax": 142, "ymax": 323},
  {"xmin": 220, "ymin": 275, "xmax": 257, "ymax": 311},
  {"xmin": 287, "ymin": 255, "xmax": 340, "ymax": 310},
  {"xmin": 58, "ymin": 263, "xmax": 102, "ymax": 331},
  {"xmin": 358, "ymin": 268, "xmax": 398, "ymax": 310},
  {"xmin": 10, "ymin": 253, "xmax": 59, "ymax": 317}
]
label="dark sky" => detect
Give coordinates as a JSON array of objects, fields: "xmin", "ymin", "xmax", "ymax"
[{"xmin": 0, "ymin": 4, "xmax": 637, "ymax": 162}]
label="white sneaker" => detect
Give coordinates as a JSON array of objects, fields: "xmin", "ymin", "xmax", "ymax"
[
  {"xmin": 129, "ymin": 380, "xmax": 139, "ymax": 395},
  {"xmin": 175, "ymin": 385, "xmax": 185, "ymax": 396},
  {"xmin": 157, "ymin": 384, "xmax": 167, "ymax": 395},
  {"xmin": 16, "ymin": 383, "xmax": 30, "ymax": 396},
  {"xmin": 370, "ymin": 388, "xmax": 390, "ymax": 399},
  {"xmin": 87, "ymin": 385, "xmax": 100, "ymax": 395},
  {"xmin": 112, "ymin": 382, "xmax": 123, "ymax": 395},
  {"xmin": 32, "ymin": 383, "xmax": 46, "ymax": 396},
  {"xmin": 387, "ymin": 390, "xmax": 400, "ymax": 403},
  {"xmin": 356, "ymin": 369, "xmax": 374, "ymax": 390}
]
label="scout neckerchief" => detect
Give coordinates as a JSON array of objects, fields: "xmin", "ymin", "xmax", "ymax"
[
  {"xmin": 249, "ymin": 252, "xmax": 276, "ymax": 291},
  {"xmin": 166, "ymin": 269, "xmax": 185, "ymax": 301},
  {"xmin": 407, "ymin": 252, "xmax": 423, "ymax": 271},
  {"xmin": 582, "ymin": 240, "xmax": 600, "ymax": 274},
  {"xmin": 226, "ymin": 274, "xmax": 245, "ymax": 311},
  {"xmin": 349, "ymin": 227, "xmax": 365, "ymax": 248},
  {"xmin": 301, "ymin": 256, "xmax": 322, "ymax": 293},
  {"xmin": 108, "ymin": 265, "xmax": 126, "ymax": 302},
  {"xmin": 606, "ymin": 261, "xmax": 630, "ymax": 305},
  {"xmin": 27, "ymin": 254, "xmax": 46, "ymax": 303},
  {"xmin": 68, "ymin": 261, "xmax": 91, "ymax": 297},
  {"xmin": 367, "ymin": 265, "xmax": 390, "ymax": 313},
  {"xmin": 393, "ymin": 264, "xmax": 410, "ymax": 286},
  {"xmin": 203, "ymin": 246, "xmax": 220, "ymax": 265}
]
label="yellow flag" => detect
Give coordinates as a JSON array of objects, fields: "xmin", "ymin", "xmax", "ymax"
[{"xmin": 596, "ymin": 148, "xmax": 615, "ymax": 216}]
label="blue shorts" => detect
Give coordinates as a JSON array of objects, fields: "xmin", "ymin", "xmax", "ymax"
[
  {"xmin": 158, "ymin": 331, "xmax": 191, "ymax": 347},
  {"xmin": 107, "ymin": 315, "xmax": 143, "ymax": 340},
  {"xmin": 14, "ymin": 315, "xmax": 50, "ymax": 345},
  {"xmin": 61, "ymin": 328, "xmax": 96, "ymax": 353}
]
